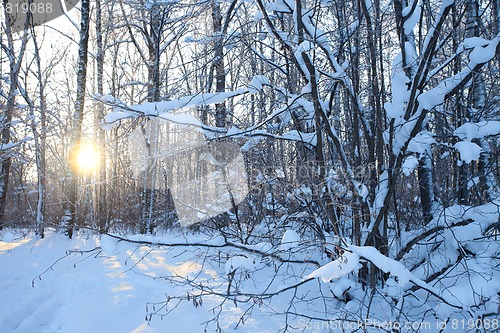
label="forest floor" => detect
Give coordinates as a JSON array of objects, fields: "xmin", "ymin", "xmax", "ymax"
[
  {"xmin": 0, "ymin": 229, "xmax": 284, "ymax": 333},
  {"xmin": 1, "ymin": 228, "xmax": 498, "ymax": 333}
]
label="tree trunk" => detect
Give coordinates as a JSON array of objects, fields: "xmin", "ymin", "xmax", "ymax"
[
  {"xmin": 64, "ymin": 0, "xmax": 90, "ymax": 238},
  {"xmin": 95, "ymin": 0, "xmax": 108, "ymax": 233},
  {"xmin": 23, "ymin": 27, "xmax": 47, "ymax": 237},
  {"xmin": 212, "ymin": 0, "xmax": 226, "ymax": 128},
  {"xmin": 467, "ymin": 0, "xmax": 489, "ymax": 204},
  {"xmin": 0, "ymin": 5, "xmax": 29, "ymax": 228},
  {"xmin": 417, "ymin": 152, "xmax": 434, "ymax": 223}
]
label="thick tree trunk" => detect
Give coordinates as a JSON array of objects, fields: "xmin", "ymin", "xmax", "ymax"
[
  {"xmin": 64, "ymin": 0, "xmax": 90, "ymax": 238},
  {"xmin": 467, "ymin": 0, "xmax": 490, "ymax": 204},
  {"xmin": 138, "ymin": 6, "xmax": 164, "ymax": 234},
  {"xmin": 0, "ymin": 5, "xmax": 29, "ymax": 228},
  {"xmin": 26, "ymin": 28, "xmax": 47, "ymax": 238},
  {"xmin": 417, "ymin": 153, "xmax": 434, "ymax": 223},
  {"xmin": 212, "ymin": 0, "xmax": 226, "ymax": 128}
]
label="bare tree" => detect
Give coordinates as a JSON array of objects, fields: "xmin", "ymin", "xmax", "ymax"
[
  {"xmin": 63, "ymin": 0, "xmax": 91, "ymax": 238},
  {"xmin": 0, "ymin": 2, "xmax": 30, "ymax": 228}
]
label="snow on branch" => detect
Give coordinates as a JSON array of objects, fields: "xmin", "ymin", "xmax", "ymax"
[
  {"xmin": 96, "ymin": 78, "xmax": 321, "ymax": 147},
  {"xmin": 307, "ymin": 244, "xmax": 465, "ymax": 309},
  {"xmin": 396, "ymin": 199, "xmax": 500, "ymax": 261},
  {"xmin": 454, "ymin": 141, "xmax": 482, "ymax": 164},
  {"xmin": 402, "ymin": 0, "xmax": 420, "ymax": 35},
  {"xmin": 418, "ymin": 35, "xmax": 500, "ymax": 111},
  {"xmin": 98, "ymin": 88, "xmax": 249, "ymax": 127},
  {"xmin": 0, "ymin": 136, "xmax": 33, "ymax": 152},
  {"xmin": 452, "ymin": 120, "xmax": 500, "ymax": 163},
  {"xmin": 349, "ymin": 245, "xmax": 464, "ymax": 309},
  {"xmin": 97, "ymin": 75, "xmax": 274, "ymax": 129},
  {"xmin": 454, "ymin": 121, "xmax": 500, "ymax": 141},
  {"xmin": 306, "ymin": 251, "xmax": 360, "ymax": 282}
]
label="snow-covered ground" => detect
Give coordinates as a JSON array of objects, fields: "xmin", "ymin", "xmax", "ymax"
[
  {"xmin": 0, "ymin": 230, "xmax": 285, "ymax": 333},
  {"xmin": 2, "ymin": 227, "xmax": 500, "ymax": 333}
]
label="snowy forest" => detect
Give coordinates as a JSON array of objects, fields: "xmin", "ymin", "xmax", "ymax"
[{"xmin": 1, "ymin": 0, "xmax": 500, "ymax": 332}]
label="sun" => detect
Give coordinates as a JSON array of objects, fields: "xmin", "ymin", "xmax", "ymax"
[{"xmin": 76, "ymin": 143, "xmax": 100, "ymax": 171}]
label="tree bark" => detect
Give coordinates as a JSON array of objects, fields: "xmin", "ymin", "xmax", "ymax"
[
  {"xmin": 64, "ymin": 0, "xmax": 90, "ymax": 238},
  {"xmin": 0, "ymin": 3, "xmax": 29, "ymax": 227},
  {"xmin": 417, "ymin": 152, "xmax": 434, "ymax": 223},
  {"xmin": 212, "ymin": 0, "xmax": 226, "ymax": 128},
  {"xmin": 95, "ymin": 0, "xmax": 108, "ymax": 233}
]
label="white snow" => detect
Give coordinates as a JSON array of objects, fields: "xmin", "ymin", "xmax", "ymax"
[
  {"xmin": 402, "ymin": 1, "xmax": 420, "ymax": 35},
  {"xmin": 99, "ymin": 234, "xmax": 117, "ymax": 255},
  {"xmin": 407, "ymin": 130, "xmax": 436, "ymax": 154},
  {"xmin": 158, "ymin": 111, "xmax": 202, "ymax": 128},
  {"xmin": 384, "ymin": 52, "xmax": 410, "ymax": 119},
  {"xmin": 125, "ymin": 89, "xmax": 247, "ymax": 117},
  {"xmin": 402, "ymin": 155, "xmax": 419, "ymax": 176},
  {"xmin": 350, "ymin": 246, "xmax": 410, "ymax": 288},
  {"xmin": 247, "ymin": 75, "xmax": 269, "ymax": 93},
  {"xmin": 265, "ymin": 0, "xmax": 291, "ymax": 13},
  {"xmin": 0, "ymin": 231, "xmax": 283, "ymax": 333},
  {"xmin": 101, "ymin": 88, "xmax": 250, "ymax": 128},
  {"xmin": 103, "ymin": 111, "xmax": 135, "ymax": 125},
  {"xmin": 280, "ymin": 230, "xmax": 300, "ymax": 250},
  {"xmin": 426, "ymin": 199, "xmax": 500, "ymax": 231},
  {"xmin": 0, "ymin": 141, "xmax": 20, "ymax": 152},
  {"xmin": 463, "ymin": 37, "xmax": 491, "ymax": 49},
  {"xmin": 453, "ymin": 121, "xmax": 500, "ymax": 141},
  {"xmin": 354, "ymin": 180, "xmax": 369, "ymax": 200},
  {"xmin": 2, "ymin": 231, "xmax": 16, "ymax": 243},
  {"xmin": 374, "ymin": 170, "xmax": 389, "ymax": 214},
  {"xmin": 331, "ymin": 276, "xmax": 356, "ymax": 299},
  {"xmin": 297, "ymin": 40, "xmax": 314, "ymax": 53},
  {"xmin": 418, "ymin": 36, "xmax": 500, "ymax": 111},
  {"xmin": 393, "ymin": 115, "xmax": 419, "ymax": 155},
  {"xmin": 364, "ymin": 0, "xmax": 373, "ymax": 12},
  {"xmin": 469, "ymin": 36, "xmax": 500, "ymax": 65},
  {"xmin": 241, "ymin": 136, "xmax": 263, "ymax": 152},
  {"xmin": 350, "ymin": 245, "xmax": 439, "ymax": 296},
  {"xmin": 1, "ymin": 224, "xmax": 499, "ymax": 332},
  {"xmin": 307, "ymin": 251, "xmax": 360, "ymax": 282},
  {"xmin": 454, "ymin": 141, "xmax": 482, "ymax": 163},
  {"xmin": 384, "ymin": 277, "xmax": 402, "ymax": 297},
  {"xmin": 224, "ymin": 256, "xmax": 255, "ymax": 274},
  {"xmin": 400, "ymin": 200, "xmax": 500, "ymax": 309},
  {"xmin": 280, "ymin": 130, "xmax": 317, "ymax": 146},
  {"xmin": 253, "ymin": 11, "xmax": 263, "ymax": 21}
]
